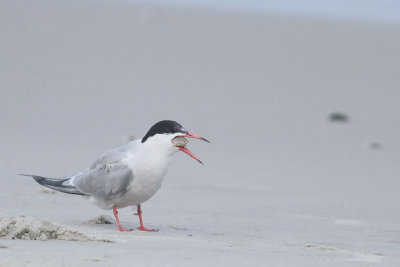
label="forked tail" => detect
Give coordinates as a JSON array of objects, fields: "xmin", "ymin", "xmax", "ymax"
[{"xmin": 19, "ymin": 174, "xmax": 87, "ymax": 196}]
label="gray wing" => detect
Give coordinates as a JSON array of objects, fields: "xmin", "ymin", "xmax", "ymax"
[
  {"xmin": 89, "ymin": 141, "xmax": 138, "ymax": 170},
  {"xmin": 72, "ymin": 163, "xmax": 133, "ymax": 199},
  {"xmin": 90, "ymin": 149, "xmax": 126, "ymax": 170},
  {"xmin": 72, "ymin": 149, "xmax": 134, "ymax": 199}
]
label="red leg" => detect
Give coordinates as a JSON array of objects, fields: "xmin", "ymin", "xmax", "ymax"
[
  {"xmin": 137, "ymin": 204, "xmax": 158, "ymax": 232},
  {"xmin": 113, "ymin": 205, "xmax": 132, "ymax": 232}
]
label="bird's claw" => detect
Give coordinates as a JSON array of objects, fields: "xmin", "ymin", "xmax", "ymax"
[
  {"xmin": 118, "ymin": 227, "xmax": 133, "ymax": 232},
  {"xmin": 137, "ymin": 226, "xmax": 158, "ymax": 232}
]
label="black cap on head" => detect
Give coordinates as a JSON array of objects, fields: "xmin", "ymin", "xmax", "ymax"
[{"xmin": 142, "ymin": 120, "xmax": 188, "ymax": 143}]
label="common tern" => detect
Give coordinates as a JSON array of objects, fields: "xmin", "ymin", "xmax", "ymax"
[{"xmin": 21, "ymin": 120, "xmax": 209, "ymax": 232}]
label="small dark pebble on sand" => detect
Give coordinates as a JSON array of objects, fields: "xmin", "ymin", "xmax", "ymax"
[
  {"xmin": 328, "ymin": 113, "xmax": 349, "ymax": 122},
  {"xmin": 367, "ymin": 142, "xmax": 383, "ymax": 150}
]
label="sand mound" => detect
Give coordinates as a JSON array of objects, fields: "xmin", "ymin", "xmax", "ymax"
[
  {"xmin": 87, "ymin": 215, "xmax": 114, "ymax": 225},
  {"xmin": 0, "ymin": 215, "xmax": 99, "ymax": 241}
]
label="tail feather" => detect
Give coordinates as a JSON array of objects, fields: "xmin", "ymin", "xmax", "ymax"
[{"xmin": 19, "ymin": 174, "xmax": 87, "ymax": 196}]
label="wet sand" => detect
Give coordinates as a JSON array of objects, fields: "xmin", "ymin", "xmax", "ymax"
[{"xmin": 1, "ymin": 0, "xmax": 400, "ymax": 266}]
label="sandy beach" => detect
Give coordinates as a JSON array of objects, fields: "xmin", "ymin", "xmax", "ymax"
[{"xmin": 1, "ymin": 0, "xmax": 400, "ymax": 266}]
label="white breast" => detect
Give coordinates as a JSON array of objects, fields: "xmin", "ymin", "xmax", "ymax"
[{"xmin": 113, "ymin": 150, "xmax": 171, "ymax": 209}]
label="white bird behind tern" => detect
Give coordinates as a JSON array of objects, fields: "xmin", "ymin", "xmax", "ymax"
[{"xmin": 21, "ymin": 120, "xmax": 209, "ymax": 232}]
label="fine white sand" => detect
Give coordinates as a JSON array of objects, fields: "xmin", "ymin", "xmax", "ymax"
[{"xmin": 1, "ymin": 0, "xmax": 400, "ymax": 266}]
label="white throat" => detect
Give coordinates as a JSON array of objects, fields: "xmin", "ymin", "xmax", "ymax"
[{"xmin": 126, "ymin": 133, "xmax": 179, "ymax": 177}]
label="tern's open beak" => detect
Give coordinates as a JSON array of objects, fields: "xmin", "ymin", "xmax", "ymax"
[
  {"xmin": 178, "ymin": 146, "xmax": 203, "ymax": 164},
  {"xmin": 180, "ymin": 132, "xmax": 210, "ymax": 143},
  {"xmin": 176, "ymin": 132, "xmax": 210, "ymax": 164}
]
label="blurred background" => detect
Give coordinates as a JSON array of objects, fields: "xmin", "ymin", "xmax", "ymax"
[{"xmin": 1, "ymin": 0, "xmax": 400, "ymax": 265}]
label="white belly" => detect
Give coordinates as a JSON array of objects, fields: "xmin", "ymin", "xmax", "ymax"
[
  {"xmin": 88, "ymin": 142, "xmax": 174, "ymax": 210},
  {"xmin": 114, "ymin": 172, "xmax": 164, "ymax": 208}
]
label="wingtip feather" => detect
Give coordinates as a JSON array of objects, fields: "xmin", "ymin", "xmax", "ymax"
[{"xmin": 18, "ymin": 173, "xmax": 33, "ymax": 177}]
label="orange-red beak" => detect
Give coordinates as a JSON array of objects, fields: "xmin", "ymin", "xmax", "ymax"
[{"xmin": 177, "ymin": 132, "xmax": 210, "ymax": 164}]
